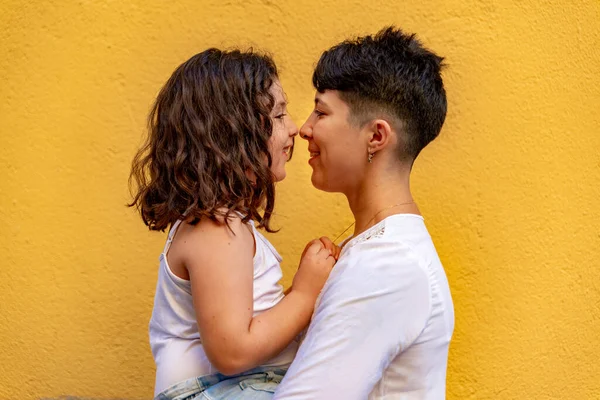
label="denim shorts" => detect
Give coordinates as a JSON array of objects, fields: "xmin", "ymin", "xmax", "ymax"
[{"xmin": 154, "ymin": 366, "xmax": 287, "ymax": 400}]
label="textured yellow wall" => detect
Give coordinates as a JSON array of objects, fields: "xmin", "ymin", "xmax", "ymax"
[{"xmin": 1, "ymin": 1, "xmax": 599, "ymax": 399}]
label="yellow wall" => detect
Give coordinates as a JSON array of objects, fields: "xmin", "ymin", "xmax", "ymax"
[{"xmin": 1, "ymin": 1, "xmax": 599, "ymax": 399}]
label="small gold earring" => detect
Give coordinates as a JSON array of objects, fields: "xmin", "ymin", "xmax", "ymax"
[{"xmin": 368, "ymin": 152, "xmax": 374, "ymax": 163}]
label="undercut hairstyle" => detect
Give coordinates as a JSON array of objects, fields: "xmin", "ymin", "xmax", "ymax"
[
  {"xmin": 128, "ymin": 48, "xmax": 280, "ymax": 232},
  {"xmin": 313, "ymin": 26, "xmax": 447, "ymax": 159}
]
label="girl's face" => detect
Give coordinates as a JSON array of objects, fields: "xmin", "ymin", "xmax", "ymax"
[{"xmin": 268, "ymin": 80, "xmax": 298, "ymax": 182}]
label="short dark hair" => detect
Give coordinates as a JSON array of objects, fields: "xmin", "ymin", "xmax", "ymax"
[
  {"xmin": 129, "ymin": 48, "xmax": 279, "ymax": 232},
  {"xmin": 313, "ymin": 26, "xmax": 447, "ymax": 159}
]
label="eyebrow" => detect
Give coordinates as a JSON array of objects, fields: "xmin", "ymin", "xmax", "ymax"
[{"xmin": 314, "ymin": 97, "xmax": 328, "ymax": 108}]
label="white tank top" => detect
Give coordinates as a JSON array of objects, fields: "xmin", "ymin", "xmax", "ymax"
[{"xmin": 149, "ymin": 218, "xmax": 299, "ymax": 395}]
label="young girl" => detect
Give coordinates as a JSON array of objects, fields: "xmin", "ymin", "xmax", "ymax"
[{"xmin": 129, "ymin": 48, "xmax": 337, "ymax": 399}]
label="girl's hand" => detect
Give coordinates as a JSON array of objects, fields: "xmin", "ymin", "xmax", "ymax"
[
  {"xmin": 292, "ymin": 239, "xmax": 336, "ymax": 301},
  {"xmin": 318, "ymin": 236, "xmax": 341, "ymax": 260}
]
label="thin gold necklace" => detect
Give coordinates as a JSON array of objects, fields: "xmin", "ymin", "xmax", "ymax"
[{"xmin": 333, "ymin": 201, "xmax": 415, "ymax": 247}]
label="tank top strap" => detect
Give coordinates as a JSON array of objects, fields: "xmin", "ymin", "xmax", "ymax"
[
  {"xmin": 251, "ymin": 224, "xmax": 283, "ymax": 263},
  {"xmin": 234, "ymin": 212, "xmax": 283, "ymax": 262},
  {"xmin": 162, "ymin": 219, "xmax": 184, "ymax": 255}
]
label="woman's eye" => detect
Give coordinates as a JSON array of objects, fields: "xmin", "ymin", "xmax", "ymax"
[
  {"xmin": 314, "ymin": 110, "xmax": 325, "ymax": 117},
  {"xmin": 275, "ymin": 113, "xmax": 287, "ymax": 120}
]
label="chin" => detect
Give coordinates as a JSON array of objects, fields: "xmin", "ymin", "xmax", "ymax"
[
  {"xmin": 273, "ymin": 169, "xmax": 286, "ymax": 182},
  {"xmin": 312, "ymin": 171, "xmax": 347, "ymax": 193},
  {"xmin": 310, "ymin": 174, "xmax": 331, "ymax": 192}
]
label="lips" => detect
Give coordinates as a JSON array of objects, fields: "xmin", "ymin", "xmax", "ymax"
[
  {"xmin": 308, "ymin": 147, "xmax": 320, "ymax": 165},
  {"xmin": 282, "ymin": 144, "xmax": 293, "ymax": 157}
]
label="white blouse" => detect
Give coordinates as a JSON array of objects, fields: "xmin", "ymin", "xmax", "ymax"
[{"xmin": 273, "ymin": 214, "xmax": 454, "ymax": 399}]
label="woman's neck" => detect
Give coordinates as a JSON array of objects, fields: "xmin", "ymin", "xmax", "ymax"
[{"xmin": 346, "ymin": 169, "xmax": 419, "ymax": 237}]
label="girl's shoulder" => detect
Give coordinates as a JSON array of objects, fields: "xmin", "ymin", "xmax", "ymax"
[
  {"xmin": 182, "ymin": 211, "xmax": 253, "ymax": 244},
  {"xmin": 168, "ymin": 211, "xmax": 255, "ymax": 276}
]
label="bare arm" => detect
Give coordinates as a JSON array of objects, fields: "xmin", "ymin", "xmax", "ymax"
[{"xmin": 183, "ymin": 217, "xmax": 334, "ymax": 375}]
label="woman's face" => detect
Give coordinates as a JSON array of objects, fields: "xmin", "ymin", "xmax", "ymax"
[
  {"xmin": 299, "ymin": 90, "xmax": 368, "ymax": 193},
  {"xmin": 268, "ymin": 80, "xmax": 298, "ymax": 182}
]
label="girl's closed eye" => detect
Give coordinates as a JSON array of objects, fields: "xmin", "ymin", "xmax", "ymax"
[{"xmin": 314, "ymin": 109, "xmax": 325, "ymax": 117}]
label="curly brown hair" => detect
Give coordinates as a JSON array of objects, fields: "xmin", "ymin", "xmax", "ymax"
[{"xmin": 128, "ymin": 48, "xmax": 280, "ymax": 232}]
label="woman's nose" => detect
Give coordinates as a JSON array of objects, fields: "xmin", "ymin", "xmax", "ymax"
[{"xmin": 299, "ymin": 120, "xmax": 312, "ymax": 140}]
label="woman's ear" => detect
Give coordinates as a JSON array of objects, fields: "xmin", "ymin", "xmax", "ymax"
[{"xmin": 366, "ymin": 119, "xmax": 394, "ymax": 154}]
